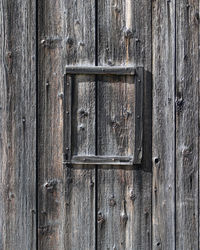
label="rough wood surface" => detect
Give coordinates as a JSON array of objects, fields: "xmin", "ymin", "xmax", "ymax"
[
  {"xmin": 0, "ymin": 0, "xmax": 36, "ymax": 249},
  {"xmin": 97, "ymin": 75, "xmax": 136, "ymax": 158},
  {"xmin": 97, "ymin": 0, "xmax": 152, "ymax": 249},
  {"xmin": 38, "ymin": 0, "xmax": 96, "ymax": 249},
  {"xmin": 71, "ymin": 75, "xmax": 96, "ymax": 156},
  {"xmin": 176, "ymin": 1, "xmax": 199, "ymax": 249},
  {"xmin": 152, "ymin": 0, "xmax": 176, "ymax": 249},
  {"xmin": 1, "ymin": 1, "xmax": 200, "ymax": 249}
]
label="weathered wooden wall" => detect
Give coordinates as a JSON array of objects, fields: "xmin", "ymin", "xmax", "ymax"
[{"xmin": 0, "ymin": 0, "xmax": 199, "ymax": 249}]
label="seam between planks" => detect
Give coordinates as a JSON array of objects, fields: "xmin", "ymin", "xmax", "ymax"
[
  {"xmin": 36, "ymin": 0, "xmax": 39, "ymax": 248},
  {"xmin": 174, "ymin": 0, "xmax": 177, "ymax": 249},
  {"xmin": 151, "ymin": 0, "xmax": 153, "ymax": 248},
  {"xmin": 198, "ymin": 2, "xmax": 200, "ymax": 248},
  {"xmin": 95, "ymin": 0, "xmax": 98, "ymax": 249}
]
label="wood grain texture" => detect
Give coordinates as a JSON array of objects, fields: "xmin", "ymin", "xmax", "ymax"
[
  {"xmin": 97, "ymin": 0, "xmax": 152, "ymax": 249},
  {"xmin": 71, "ymin": 75, "xmax": 96, "ymax": 156},
  {"xmin": 38, "ymin": 0, "xmax": 96, "ymax": 249},
  {"xmin": 176, "ymin": 1, "xmax": 199, "ymax": 249},
  {"xmin": 0, "ymin": 0, "xmax": 36, "ymax": 249},
  {"xmin": 63, "ymin": 2, "xmax": 96, "ymax": 249},
  {"xmin": 97, "ymin": 75, "xmax": 136, "ymax": 157},
  {"xmin": 152, "ymin": 0, "xmax": 176, "ymax": 249}
]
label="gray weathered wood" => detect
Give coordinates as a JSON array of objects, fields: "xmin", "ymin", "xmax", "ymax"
[
  {"xmin": 64, "ymin": 75, "xmax": 96, "ymax": 158},
  {"xmin": 176, "ymin": 1, "xmax": 199, "ymax": 249},
  {"xmin": 38, "ymin": 0, "xmax": 96, "ymax": 249},
  {"xmin": 2, "ymin": 1, "xmax": 200, "ymax": 249},
  {"xmin": 97, "ymin": 0, "xmax": 152, "ymax": 249},
  {"xmin": 152, "ymin": 0, "xmax": 176, "ymax": 249},
  {"xmin": 0, "ymin": 0, "xmax": 36, "ymax": 249}
]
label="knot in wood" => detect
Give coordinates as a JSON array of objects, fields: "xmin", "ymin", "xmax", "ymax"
[
  {"xmin": 129, "ymin": 190, "xmax": 136, "ymax": 201},
  {"xmin": 154, "ymin": 157, "xmax": 160, "ymax": 165},
  {"xmin": 97, "ymin": 212, "xmax": 105, "ymax": 225},
  {"xmin": 124, "ymin": 28, "xmax": 134, "ymax": 39},
  {"xmin": 79, "ymin": 109, "xmax": 88, "ymax": 118},
  {"xmin": 109, "ymin": 197, "xmax": 116, "ymax": 207},
  {"xmin": 176, "ymin": 97, "xmax": 184, "ymax": 113},
  {"xmin": 58, "ymin": 92, "xmax": 64, "ymax": 99},
  {"xmin": 44, "ymin": 179, "xmax": 58, "ymax": 192},
  {"xmin": 121, "ymin": 212, "xmax": 128, "ymax": 225},
  {"xmin": 111, "ymin": 120, "xmax": 120, "ymax": 129},
  {"xmin": 79, "ymin": 124, "xmax": 85, "ymax": 131},
  {"xmin": 114, "ymin": 6, "xmax": 121, "ymax": 13},
  {"xmin": 66, "ymin": 37, "xmax": 74, "ymax": 46},
  {"xmin": 90, "ymin": 181, "xmax": 94, "ymax": 188},
  {"xmin": 79, "ymin": 41, "xmax": 85, "ymax": 47},
  {"xmin": 7, "ymin": 51, "xmax": 12, "ymax": 58}
]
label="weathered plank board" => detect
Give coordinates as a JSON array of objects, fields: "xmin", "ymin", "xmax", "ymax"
[
  {"xmin": 0, "ymin": 0, "xmax": 36, "ymax": 249},
  {"xmin": 152, "ymin": 0, "xmax": 176, "ymax": 249},
  {"xmin": 176, "ymin": 1, "xmax": 199, "ymax": 249},
  {"xmin": 38, "ymin": 0, "xmax": 96, "ymax": 249},
  {"xmin": 63, "ymin": 74, "xmax": 96, "ymax": 250},
  {"xmin": 97, "ymin": 0, "xmax": 152, "ymax": 249}
]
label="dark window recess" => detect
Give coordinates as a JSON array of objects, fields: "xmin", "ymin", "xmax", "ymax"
[{"xmin": 63, "ymin": 66, "xmax": 144, "ymax": 166}]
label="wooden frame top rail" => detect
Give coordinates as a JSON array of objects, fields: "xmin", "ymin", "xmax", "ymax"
[{"xmin": 65, "ymin": 66, "xmax": 136, "ymax": 75}]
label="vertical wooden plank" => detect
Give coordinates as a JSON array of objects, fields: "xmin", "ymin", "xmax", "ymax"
[
  {"xmin": 0, "ymin": 0, "xmax": 36, "ymax": 249},
  {"xmin": 152, "ymin": 0, "xmax": 176, "ymax": 249},
  {"xmin": 38, "ymin": 0, "xmax": 96, "ymax": 249},
  {"xmin": 97, "ymin": 0, "xmax": 152, "ymax": 249},
  {"xmin": 176, "ymin": 1, "xmax": 199, "ymax": 249},
  {"xmin": 63, "ymin": 75, "xmax": 96, "ymax": 250}
]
